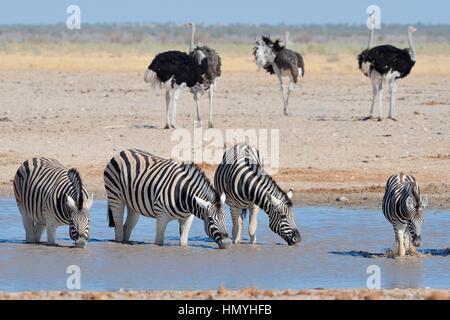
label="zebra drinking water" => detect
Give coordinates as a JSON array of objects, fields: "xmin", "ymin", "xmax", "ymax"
[
  {"xmin": 382, "ymin": 173, "xmax": 427, "ymax": 257},
  {"xmin": 103, "ymin": 149, "xmax": 231, "ymax": 249},
  {"xmin": 214, "ymin": 144, "xmax": 301, "ymax": 245},
  {"xmin": 13, "ymin": 157, "xmax": 92, "ymax": 247}
]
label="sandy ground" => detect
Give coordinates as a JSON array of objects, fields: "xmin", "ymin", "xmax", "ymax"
[
  {"xmin": 0, "ymin": 288, "xmax": 448, "ymax": 300},
  {"xmin": 0, "ymin": 54, "xmax": 449, "ymax": 208}
]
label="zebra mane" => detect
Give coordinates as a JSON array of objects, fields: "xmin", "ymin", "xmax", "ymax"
[
  {"xmin": 181, "ymin": 162, "xmax": 219, "ymax": 203},
  {"xmin": 246, "ymin": 161, "xmax": 292, "ymax": 207},
  {"xmin": 67, "ymin": 168, "xmax": 84, "ymax": 210}
]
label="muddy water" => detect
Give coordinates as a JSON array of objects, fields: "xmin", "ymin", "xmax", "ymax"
[{"xmin": 0, "ymin": 198, "xmax": 448, "ymax": 292}]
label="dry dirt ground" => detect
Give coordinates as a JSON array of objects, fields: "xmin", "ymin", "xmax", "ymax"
[
  {"xmin": 0, "ymin": 288, "xmax": 448, "ymax": 300},
  {"xmin": 0, "ymin": 54, "xmax": 449, "ymax": 208}
]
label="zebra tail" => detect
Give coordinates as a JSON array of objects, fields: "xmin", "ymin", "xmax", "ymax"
[{"xmin": 107, "ymin": 206, "xmax": 115, "ymax": 227}]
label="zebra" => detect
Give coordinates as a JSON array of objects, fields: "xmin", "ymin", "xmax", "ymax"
[
  {"xmin": 382, "ymin": 173, "xmax": 428, "ymax": 257},
  {"xmin": 214, "ymin": 144, "xmax": 301, "ymax": 245},
  {"xmin": 103, "ymin": 149, "xmax": 231, "ymax": 249},
  {"xmin": 13, "ymin": 157, "xmax": 93, "ymax": 247}
]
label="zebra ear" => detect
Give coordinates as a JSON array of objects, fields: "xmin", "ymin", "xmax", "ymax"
[
  {"xmin": 286, "ymin": 189, "xmax": 294, "ymax": 199},
  {"xmin": 66, "ymin": 195, "xmax": 77, "ymax": 212},
  {"xmin": 194, "ymin": 196, "xmax": 211, "ymax": 210},
  {"xmin": 220, "ymin": 193, "xmax": 226, "ymax": 205},
  {"xmin": 406, "ymin": 196, "xmax": 415, "ymax": 208},
  {"xmin": 83, "ymin": 193, "xmax": 94, "ymax": 210},
  {"xmin": 266, "ymin": 192, "xmax": 282, "ymax": 208}
]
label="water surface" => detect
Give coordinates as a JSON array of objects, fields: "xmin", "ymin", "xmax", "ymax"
[{"xmin": 0, "ymin": 197, "xmax": 448, "ymax": 291}]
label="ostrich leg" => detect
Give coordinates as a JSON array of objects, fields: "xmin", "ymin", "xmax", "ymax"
[
  {"xmin": 285, "ymin": 80, "xmax": 294, "ymax": 107},
  {"xmin": 377, "ymin": 80, "xmax": 384, "ymax": 121},
  {"xmin": 208, "ymin": 85, "xmax": 214, "ymax": 128},
  {"xmin": 193, "ymin": 93, "xmax": 202, "ymax": 128},
  {"xmin": 388, "ymin": 79, "xmax": 398, "ymax": 121},
  {"xmin": 276, "ymin": 71, "xmax": 288, "ymax": 115},
  {"xmin": 164, "ymin": 90, "xmax": 171, "ymax": 129},
  {"xmin": 170, "ymin": 87, "xmax": 182, "ymax": 128}
]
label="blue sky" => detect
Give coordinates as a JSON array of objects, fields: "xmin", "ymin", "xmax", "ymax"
[{"xmin": 0, "ymin": 0, "xmax": 449, "ymax": 25}]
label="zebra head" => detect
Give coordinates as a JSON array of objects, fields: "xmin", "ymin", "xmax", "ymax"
[
  {"xmin": 253, "ymin": 36, "xmax": 277, "ymax": 70},
  {"xmin": 406, "ymin": 195, "xmax": 427, "ymax": 247},
  {"xmin": 265, "ymin": 190, "xmax": 301, "ymax": 245},
  {"xmin": 66, "ymin": 194, "xmax": 93, "ymax": 248},
  {"xmin": 195, "ymin": 193, "xmax": 231, "ymax": 249}
]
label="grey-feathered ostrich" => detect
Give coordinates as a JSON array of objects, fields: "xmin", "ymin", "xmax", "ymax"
[
  {"xmin": 358, "ymin": 26, "xmax": 417, "ymax": 121},
  {"xmin": 253, "ymin": 35, "xmax": 304, "ymax": 115},
  {"xmin": 187, "ymin": 22, "xmax": 222, "ymax": 128}
]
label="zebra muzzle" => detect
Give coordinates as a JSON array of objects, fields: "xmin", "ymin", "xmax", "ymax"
[{"xmin": 75, "ymin": 238, "xmax": 87, "ymax": 248}]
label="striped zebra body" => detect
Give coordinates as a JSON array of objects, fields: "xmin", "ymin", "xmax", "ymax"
[
  {"xmin": 13, "ymin": 157, "xmax": 92, "ymax": 247},
  {"xmin": 214, "ymin": 144, "xmax": 301, "ymax": 245},
  {"xmin": 382, "ymin": 173, "xmax": 427, "ymax": 256},
  {"xmin": 103, "ymin": 149, "xmax": 231, "ymax": 248}
]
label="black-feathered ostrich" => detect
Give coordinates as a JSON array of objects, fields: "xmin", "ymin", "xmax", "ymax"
[
  {"xmin": 144, "ymin": 23, "xmax": 221, "ymax": 129},
  {"xmin": 187, "ymin": 22, "xmax": 222, "ymax": 128},
  {"xmin": 358, "ymin": 25, "xmax": 417, "ymax": 121},
  {"xmin": 253, "ymin": 36, "xmax": 304, "ymax": 115}
]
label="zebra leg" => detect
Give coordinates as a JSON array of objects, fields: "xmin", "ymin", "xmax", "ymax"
[
  {"xmin": 388, "ymin": 79, "xmax": 398, "ymax": 121},
  {"xmin": 33, "ymin": 223, "xmax": 46, "ymax": 243},
  {"xmin": 397, "ymin": 229, "xmax": 406, "ymax": 257},
  {"xmin": 230, "ymin": 206, "xmax": 243, "ymax": 244},
  {"xmin": 179, "ymin": 214, "xmax": 194, "ymax": 246},
  {"xmin": 111, "ymin": 203, "xmax": 125, "ymax": 242},
  {"xmin": 208, "ymin": 85, "xmax": 214, "ymax": 128},
  {"xmin": 123, "ymin": 207, "xmax": 140, "ymax": 242},
  {"xmin": 155, "ymin": 215, "xmax": 170, "ymax": 246},
  {"xmin": 46, "ymin": 225, "xmax": 57, "ymax": 245},
  {"xmin": 164, "ymin": 89, "xmax": 171, "ymax": 129},
  {"xmin": 248, "ymin": 205, "xmax": 259, "ymax": 244},
  {"xmin": 193, "ymin": 93, "xmax": 202, "ymax": 128},
  {"xmin": 18, "ymin": 206, "xmax": 35, "ymax": 243}
]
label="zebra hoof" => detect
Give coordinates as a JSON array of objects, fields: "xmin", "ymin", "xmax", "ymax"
[
  {"xmin": 283, "ymin": 111, "xmax": 289, "ymax": 116},
  {"xmin": 164, "ymin": 124, "xmax": 171, "ymax": 129},
  {"xmin": 388, "ymin": 116, "xmax": 398, "ymax": 122},
  {"xmin": 362, "ymin": 116, "xmax": 373, "ymax": 121},
  {"xmin": 208, "ymin": 123, "xmax": 213, "ymax": 129},
  {"xmin": 377, "ymin": 117, "xmax": 383, "ymax": 122}
]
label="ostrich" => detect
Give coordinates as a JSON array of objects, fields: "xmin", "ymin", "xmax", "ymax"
[
  {"xmin": 186, "ymin": 22, "xmax": 222, "ymax": 128},
  {"xmin": 253, "ymin": 35, "xmax": 304, "ymax": 115},
  {"xmin": 358, "ymin": 26, "xmax": 417, "ymax": 121},
  {"xmin": 144, "ymin": 51, "xmax": 207, "ymax": 129}
]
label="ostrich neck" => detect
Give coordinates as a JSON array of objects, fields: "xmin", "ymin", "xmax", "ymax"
[
  {"xmin": 190, "ymin": 25, "xmax": 196, "ymax": 52},
  {"xmin": 408, "ymin": 31, "xmax": 416, "ymax": 61},
  {"xmin": 367, "ymin": 27, "xmax": 374, "ymax": 49}
]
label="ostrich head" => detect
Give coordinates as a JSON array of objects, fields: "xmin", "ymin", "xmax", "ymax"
[
  {"xmin": 408, "ymin": 26, "xmax": 417, "ymax": 33},
  {"xmin": 253, "ymin": 36, "xmax": 277, "ymax": 70}
]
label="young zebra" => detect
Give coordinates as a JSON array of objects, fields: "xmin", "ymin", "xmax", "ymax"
[
  {"xmin": 13, "ymin": 158, "xmax": 93, "ymax": 247},
  {"xmin": 382, "ymin": 173, "xmax": 428, "ymax": 257},
  {"xmin": 103, "ymin": 149, "xmax": 231, "ymax": 249},
  {"xmin": 214, "ymin": 144, "xmax": 301, "ymax": 245}
]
